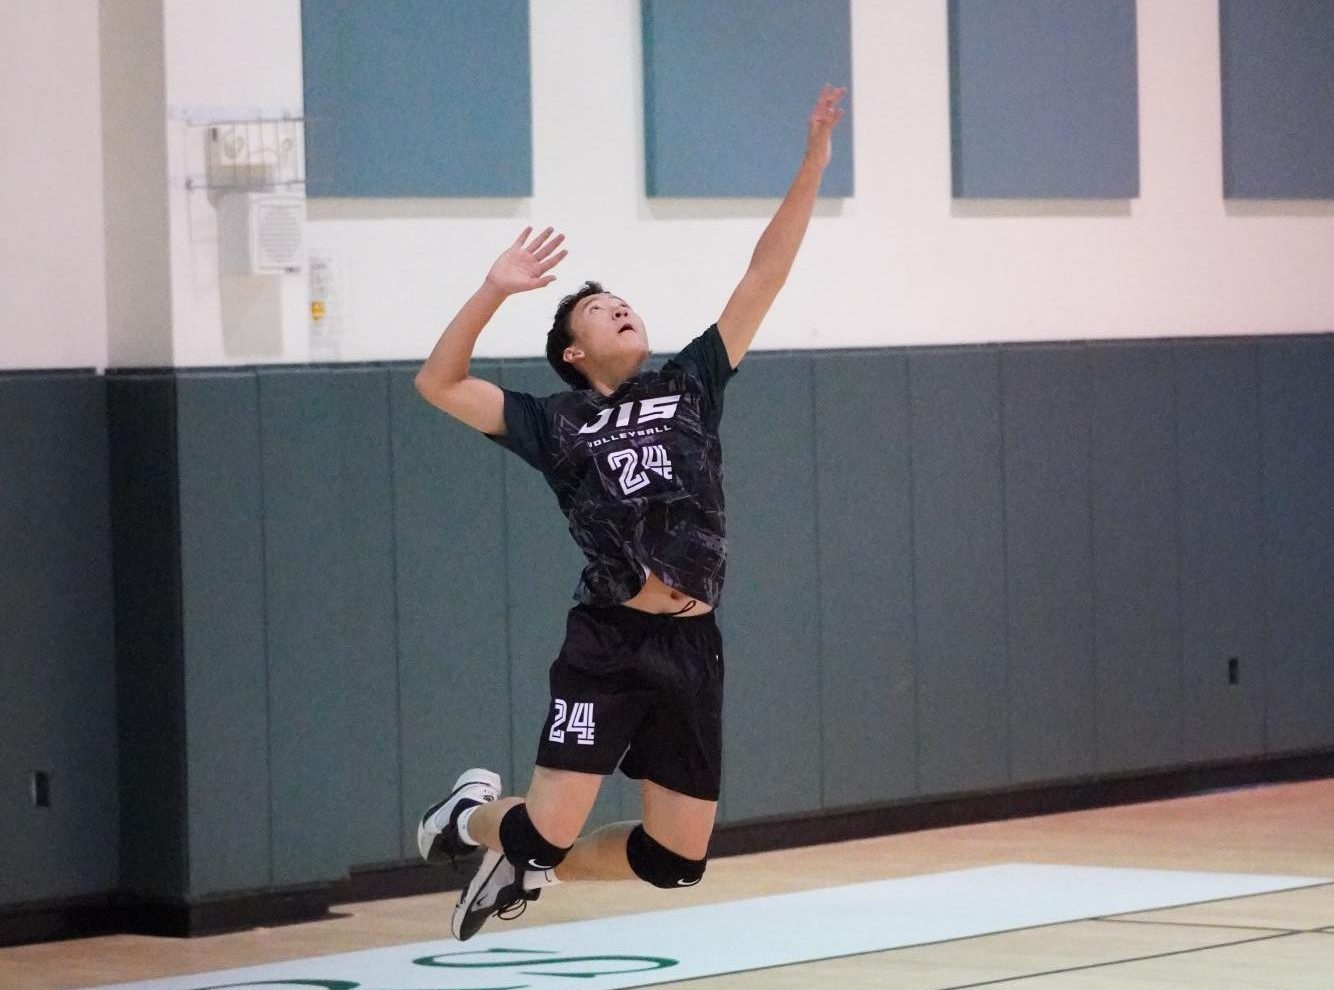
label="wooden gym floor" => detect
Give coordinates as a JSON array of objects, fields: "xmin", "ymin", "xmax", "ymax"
[{"xmin": 2, "ymin": 777, "xmax": 1330, "ymax": 990}]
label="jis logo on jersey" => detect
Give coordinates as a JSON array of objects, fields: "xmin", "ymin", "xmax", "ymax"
[{"xmin": 578, "ymin": 394, "xmax": 681, "ymax": 435}]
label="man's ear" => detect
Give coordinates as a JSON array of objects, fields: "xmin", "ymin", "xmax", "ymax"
[{"xmin": 563, "ymin": 345, "xmax": 584, "ymax": 365}]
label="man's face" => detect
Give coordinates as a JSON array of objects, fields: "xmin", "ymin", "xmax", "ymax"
[{"xmin": 567, "ymin": 292, "xmax": 649, "ymax": 370}]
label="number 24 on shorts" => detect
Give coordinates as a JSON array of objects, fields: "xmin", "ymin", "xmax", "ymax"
[{"xmin": 549, "ymin": 699, "xmax": 596, "ymax": 745}]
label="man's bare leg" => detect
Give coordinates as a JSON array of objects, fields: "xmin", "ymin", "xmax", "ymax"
[
  {"xmin": 462, "ymin": 771, "xmax": 716, "ymax": 882},
  {"xmin": 554, "ymin": 780, "xmax": 717, "ymax": 881},
  {"xmin": 463, "ymin": 766, "xmax": 600, "ymax": 849}
]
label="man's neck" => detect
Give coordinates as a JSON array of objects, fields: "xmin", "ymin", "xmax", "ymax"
[{"xmin": 588, "ymin": 360, "xmax": 643, "ymax": 397}]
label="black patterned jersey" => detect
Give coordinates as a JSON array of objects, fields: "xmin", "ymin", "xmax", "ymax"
[{"xmin": 485, "ymin": 323, "xmax": 738, "ymax": 607}]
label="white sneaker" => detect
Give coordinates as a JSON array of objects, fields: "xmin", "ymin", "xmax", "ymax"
[
  {"xmin": 451, "ymin": 847, "xmax": 538, "ymax": 941},
  {"xmin": 417, "ymin": 768, "xmax": 502, "ymax": 865}
]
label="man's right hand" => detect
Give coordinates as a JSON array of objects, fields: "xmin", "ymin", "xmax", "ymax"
[{"xmin": 485, "ymin": 226, "xmax": 568, "ymax": 295}]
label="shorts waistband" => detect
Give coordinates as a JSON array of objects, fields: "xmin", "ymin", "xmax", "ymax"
[{"xmin": 574, "ymin": 602, "xmax": 718, "ymax": 627}]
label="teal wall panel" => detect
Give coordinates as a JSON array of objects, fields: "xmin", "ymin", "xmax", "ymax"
[
  {"xmin": 1221, "ymin": 0, "xmax": 1334, "ymax": 198},
  {"xmin": 1260, "ymin": 337, "xmax": 1334, "ymax": 751},
  {"xmin": 334, "ymin": 370, "xmax": 401, "ymax": 868},
  {"xmin": 1001, "ymin": 347, "xmax": 1097, "ymax": 784},
  {"xmin": 909, "ymin": 351, "xmax": 1009, "ymax": 795},
  {"xmin": 302, "ymin": 0, "xmax": 533, "ymax": 197},
  {"xmin": 814, "ymin": 352, "xmax": 917, "ymax": 807},
  {"xmin": 1174, "ymin": 342, "xmax": 1266, "ymax": 762},
  {"xmin": 949, "ymin": 0, "xmax": 1140, "ymax": 198},
  {"xmin": 107, "ymin": 375, "xmax": 187, "ymax": 899},
  {"xmin": 1090, "ymin": 345, "xmax": 1183, "ymax": 773},
  {"xmin": 176, "ymin": 373, "xmax": 271, "ymax": 895},
  {"xmin": 392, "ymin": 365, "xmax": 514, "ymax": 852},
  {"xmin": 718, "ymin": 354, "xmax": 823, "ymax": 822},
  {"xmin": 642, "ymin": 0, "xmax": 853, "ymax": 197},
  {"xmin": 0, "ymin": 373, "xmax": 117, "ymax": 903}
]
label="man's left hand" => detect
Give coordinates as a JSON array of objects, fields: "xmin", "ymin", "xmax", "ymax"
[{"xmin": 804, "ymin": 84, "xmax": 847, "ymax": 170}]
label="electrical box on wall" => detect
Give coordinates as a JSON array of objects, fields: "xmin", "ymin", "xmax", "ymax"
[
  {"xmin": 218, "ymin": 193, "xmax": 306, "ymax": 276},
  {"xmin": 207, "ymin": 123, "xmax": 300, "ymax": 187}
]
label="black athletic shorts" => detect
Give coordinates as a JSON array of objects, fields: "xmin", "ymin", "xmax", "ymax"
[{"xmin": 535, "ymin": 603, "xmax": 724, "ymax": 802}]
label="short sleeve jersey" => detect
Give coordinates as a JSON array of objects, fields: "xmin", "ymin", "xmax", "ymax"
[{"xmin": 485, "ymin": 323, "xmax": 738, "ymax": 606}]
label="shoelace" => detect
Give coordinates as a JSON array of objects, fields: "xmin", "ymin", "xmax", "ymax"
[{"xmin": 496, "ymin": 888, "xmax": 538, "ymax": 921}]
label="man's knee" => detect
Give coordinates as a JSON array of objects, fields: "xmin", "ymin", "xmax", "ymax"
[
  {"xmin": 499, "ymin": 803, "xmax": 571, "ymax": 871},
  {"xmin": 626, "ymin": 824, "xmax": 706, "ymax": 888}
]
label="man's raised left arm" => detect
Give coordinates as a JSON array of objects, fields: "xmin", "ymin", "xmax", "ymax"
[{"xmin": 717, "ymin": 84, "xmax": 846, "ymax": 369}]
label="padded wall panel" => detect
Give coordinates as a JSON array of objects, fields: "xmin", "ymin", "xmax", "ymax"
[
  {"xmin": 333, "ymin": 370, "xmax": 402, "ymax": 867},
  {"xmin": 1089, "ymin": 345, "xmax": 1183, "ymax": 774},
  {"xmin": 1221, "ymin": 0, "xmax": 1334, "ymax": 198},
  {"xmin": 328, "ymin": 373, "xmax": 400, "ymax": 869},
  {"xmin": 719, "ymin": 354, "xmax": 823, "ymax": 821},
  {"xmin": 392, "ymin": 365, "xmax": 514, "ymax": 853},
  {"xmin": 175, "ymin": 373, "xmax": 271, "ymax": 895},
  {"xmin": 642, "ymin": 0, "xmax": 852, "ymax": 197},
  {"xmin": 107, "ymin": 375, "xmax": 187, "ymax": 899},
  {"xmin": 1001, "ymin": 347, "xmax": 1097, "ymax": 784},
  {"xmin": 1174, "ymin": 342, "xmax": 1266, "ymax": 762},
  {"xmin": 909, "ymin": 350, "xmax": 1009, "ymax": 795},
  {"xmin": 259, "ymin": 368, "xmax": 397, "ymax": 884},
  {"xmin": 949, "ymin": 0, "xmax": 1139, "ymax": 198},
  {"xmin": 302, "ymin": 0, "xmax": 532, "ymax": 197},
  {"xmin": 814, "ymin": 352, "xmax": 917, "ymax": 807},
  {"xmin": 0, "ymin": 374, "xmax": 117, "ymax": 903},
  {"xmin": 260, "ymin": 370, "xmax": 348, "ymax": 886},
  {"xmin": 1260, "ymin": 337, "xmax": 1334, "ymax": 751}
]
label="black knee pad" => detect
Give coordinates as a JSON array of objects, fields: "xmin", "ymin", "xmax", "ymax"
[
  {"xmin": 626, "ymin": 824, "xmax": 707, "ymax": 889},
  {"xmin": 499, "ymin": 803, "xmax": 570, "ymax": 872}
]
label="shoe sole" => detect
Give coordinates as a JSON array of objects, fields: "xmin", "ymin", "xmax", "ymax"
[
  {"xmin": 452, "ymin": 848, "xmax": 510, "ymax": 941},
  {"xmin": 417, "ymin": 768, "xmax": 502, "ymax": 863}
]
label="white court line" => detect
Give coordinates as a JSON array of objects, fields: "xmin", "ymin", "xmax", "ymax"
[{"xmin": 83, "ymin": 864, "xmax": 1329, "ymax": 990}]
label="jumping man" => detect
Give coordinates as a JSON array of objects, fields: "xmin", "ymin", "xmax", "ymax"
[{"xmin": 413, "ymin": 84, "xmax": 847, "ymax": 940}]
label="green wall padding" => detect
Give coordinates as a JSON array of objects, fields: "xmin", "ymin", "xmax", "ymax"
[
  {"xmin": 1175, "ymin": 342, "xmax": 1266, "ymax": 762},
  {"xmin": 0, "ymin": 373, "xmax": 116, "ymax": 903},
  {"xmin": 814, "ymin": 352, "xmax": 917, "ymax": 807},
  {"xmin": 1001, "ymin": 346, "xmax": 1097, "ymax": 784},
  {"xmin": 1089, "ymin": 345, "xmax": 1183, "ymax": 773},
  {"xmin": 909, "ymin": 350, "xmax": 1010, "ymax": 795}
]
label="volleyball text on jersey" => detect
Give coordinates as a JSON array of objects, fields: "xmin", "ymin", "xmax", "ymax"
[{"xmin": 578, "ymin": 394, "xmax": 681, "ymax": 435}]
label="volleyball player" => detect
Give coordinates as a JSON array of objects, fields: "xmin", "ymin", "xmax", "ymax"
[{"xmin": 413, "ymin": 84, "xmax": 846, "ymax": 940}]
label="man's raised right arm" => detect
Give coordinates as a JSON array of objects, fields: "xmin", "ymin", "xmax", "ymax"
[{"xmin": 414, "ymin": 226, "xmax": 568, "ymax": 434}]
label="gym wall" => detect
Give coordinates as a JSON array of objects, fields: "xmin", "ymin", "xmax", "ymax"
[{"xmin": 1, "ymin": 0, "xmax": 1331, "ymax": 934}]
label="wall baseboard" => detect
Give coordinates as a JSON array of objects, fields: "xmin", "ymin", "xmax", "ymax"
[{"xmin": 3, "ymin": 748, "xmax": 1329, "ymax": 948}]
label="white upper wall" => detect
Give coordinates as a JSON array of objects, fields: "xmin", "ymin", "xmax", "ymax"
[
  {"xmin": 3, "ymin": 0, "xmax": 1331, "ymax": 371},
  {"xmin": 310, "ymin": 0, "xmax": 1334, "ymax": 365},
  {"xmin": 101, "ymin": 0, "xmax": 173, "ymax": 369},
  {"xmin": 162, "ymin": 0, "xmax": 307, "ymax": 367},
  {"xmin": 0, "ymin": 0, "xmax": 106, "ymax": 371}
]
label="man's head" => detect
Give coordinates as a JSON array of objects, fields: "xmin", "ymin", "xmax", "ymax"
[{"xmin": 547, "ymin": 281, "xmax": 649, "ymax": 392}]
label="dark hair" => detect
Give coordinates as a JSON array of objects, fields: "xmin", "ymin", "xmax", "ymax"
[{"xmin": 546, "ymin": 280, "xmax": 604, "ymax": 390}]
